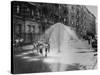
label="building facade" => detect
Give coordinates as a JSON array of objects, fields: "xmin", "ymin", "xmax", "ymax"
[{"xmin": 12, "ymin": 1, "xmax": 96, "ymax": 44}]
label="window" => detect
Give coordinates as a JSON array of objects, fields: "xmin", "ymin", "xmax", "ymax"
[
  {"xmin": 72, "ymin": 21, "xmax": 74, "ymax": 25},
  {"xmin": 27, "ymin": 25, "xmax": 31, "ymax": 33},
  {"xmin": 17, "ymin": 5, "xmax": 20, "ymax": 13},
  {"xmin": 32, "ymin": 10, "xmax": 34, "ymax": 16},
  {"xmin": 32, "ymin": 26, "xmax": 35, "ymax": 33}
]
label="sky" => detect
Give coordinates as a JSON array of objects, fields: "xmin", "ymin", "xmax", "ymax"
[{"xmin": 86, "ymin": 5, "xmax": 97, "ymax": 18}]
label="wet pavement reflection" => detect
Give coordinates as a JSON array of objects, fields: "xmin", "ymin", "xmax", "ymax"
[{"xmin": 13, "ymin": 47, "xmax": 97, "ymax": 74}]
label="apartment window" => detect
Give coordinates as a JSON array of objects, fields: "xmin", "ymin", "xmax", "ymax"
[
  {"xmin": 32, "ymin": 26, "xmax": 35, "ymax": 33},
  {"xmin": 72, "ymin": 21, "xmax": 74, "ymax": 25},
  {"xmin": 27, "ymin": 25, "xmax": 31, "ymax": 33},
  {"xmin": 27, "ymin": 8, "xmax": 30, "ymax": 12},
  {"xmin": 32, "ymin": 10, "xmax": 34, "ymax": 16},
  {"xmin": 17, "ymin": 5, "xmax": 20, "ymax": 13}
]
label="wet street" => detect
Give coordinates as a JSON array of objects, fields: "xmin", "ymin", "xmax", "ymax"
[
  {"xmin": 13, "ymin": 47, "xmax": 51, "ymax": 74},
  {"xmin": 13, "ymin": 43, "xmax": 97, "ymax": 74}
]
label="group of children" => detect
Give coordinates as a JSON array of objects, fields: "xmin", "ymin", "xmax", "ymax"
[{"xmin": 33, "ymin": 40, "xmax": 50, "ymax": 57}]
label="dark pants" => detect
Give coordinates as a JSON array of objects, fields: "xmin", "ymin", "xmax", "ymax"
[
  {"xmin": 40, "ymin": 48, "xmax": 43, "ymax": 55},
  {"xmin": 45, "ymin": 48, "xmax": 48, "ymax": 57},
  {"xmin": 88, "ymin": 39, "xmax": 91, "ymax": 45}
]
